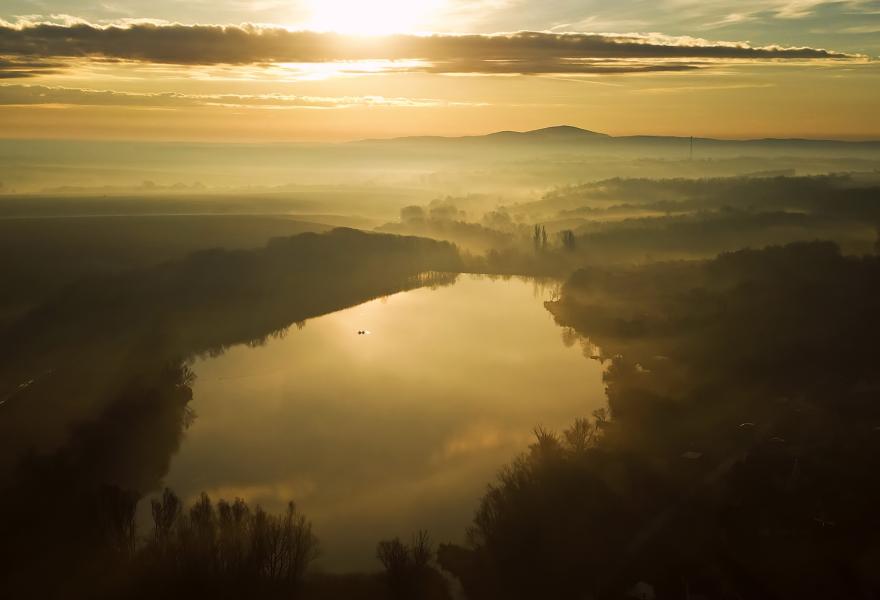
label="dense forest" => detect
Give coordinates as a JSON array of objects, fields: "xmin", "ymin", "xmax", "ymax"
[
  {"xmin": 439, "ymin": 241, "xmax": 880, "ymax": 599},
  {"xmin": 378, "ymin": 174, "xmax": 880, "ymax": 274}
]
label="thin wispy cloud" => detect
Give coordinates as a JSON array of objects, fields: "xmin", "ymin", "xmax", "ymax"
[{"xmin": 0, "ymin": 83, "xmax": 484, "ymax": 109}]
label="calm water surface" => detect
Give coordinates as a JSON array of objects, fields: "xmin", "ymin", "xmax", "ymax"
[{"xmin": 158, "ymin": 275, "xmax": 605, "ymax": 570}]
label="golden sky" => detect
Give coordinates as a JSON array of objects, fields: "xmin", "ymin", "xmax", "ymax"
[{"xmin": 0, "ymin": 1, "xmax": 878, "ymax": 140}]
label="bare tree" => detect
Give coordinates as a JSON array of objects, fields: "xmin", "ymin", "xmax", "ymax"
[
  {"xmin": 98, "ymin": 485, "xmax": 140, "ymax": 559},
  {"xmin": 151, "ymin": 487, "xmax": 181, "ymax": 550}
]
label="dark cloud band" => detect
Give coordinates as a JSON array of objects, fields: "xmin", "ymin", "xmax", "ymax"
[
  {"xmin": 0, "ymin": 56, "xmax": 65, "ymax": 78},
  {"xmin": 0, "ymin": 21, "xmax": 855, "ymax": 77}
]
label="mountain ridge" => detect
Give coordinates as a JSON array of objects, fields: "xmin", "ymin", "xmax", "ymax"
[{"xmin": 357, "ymin": 125, "xmax": 880, "ymax": 146}]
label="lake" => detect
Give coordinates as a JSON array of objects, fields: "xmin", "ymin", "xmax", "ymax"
[{"xmin": 156, "ymin": 274, "xmax": 606, "ymax": 570}]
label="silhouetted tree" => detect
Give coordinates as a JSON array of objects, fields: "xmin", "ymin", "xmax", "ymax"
[
  {"xmin": 131, "ymin": 491, "xmax": 320, "ymax": 597},
  {"xmin": 377, "ymin": 531, "xmax": 449, "ymax": 600},
  {"xmin": 532, "ymin": 225, "xmax": 549, "ymax": 253},
  {"xmin": 217, "ymin": 497, "xmax": 249, "ymax": 576},
  {"xmin": 98, "ymin": 485, "xmax": 140, "ymax": 559},
  {"xmin": 450, "ymin": 413, "xmax": 626, "ymax": 599},
  {"xmin": 151, "ymin": 487, "xmax": 182, "ymax": 554}
]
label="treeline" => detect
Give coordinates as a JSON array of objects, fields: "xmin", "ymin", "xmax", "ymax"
[
  {"xmin": 99, "ymin": 488, "xmax": 319, "ymax": 599},
  {"xmin": 390, "ymin": 175, "xmax": 880, "ymax": 276},
  {"xmin": 0, "ymin": 227, "xmax": 462, "ymax": 371},
  {"xmin": 439, "ymin": 241, "xmax": 880, "ymax": 599},
  {"xmin": 376, "ymin": 199, "xmax": 516, "ymax": 254},
  {"xmin": 440, "ymin": 175, "xmax": 880, "ymax": 277},
  {"xmin": 0, "ymin": 215, "xmax": 330, "ymax": 328},
  {"xmin": 544, "ymin": 174, "xmax": 880, "ymax": 217},
  {"xmin": 543, "ymin": 175, "xmax": 880, "ymax": 261},
  {"xmin": 5, "ymin": 483, "xmax": 451, "ymax": 599}
]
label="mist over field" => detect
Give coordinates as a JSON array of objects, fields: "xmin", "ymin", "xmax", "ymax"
[{"xmin": 2, "ymin": 1, "xmax": 880, "ymax": 599}]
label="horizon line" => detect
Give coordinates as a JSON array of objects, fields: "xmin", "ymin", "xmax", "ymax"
[{"xmin": 2, "ymin": 126, "xmax": 880, "ymax": 145}]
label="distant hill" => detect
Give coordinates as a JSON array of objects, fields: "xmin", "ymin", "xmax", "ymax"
[
  {"xmin": 359, "ymin": 125, "xmax": 610, "ymax": 145},
  {"xmin": 362, "ymin": 125, "xmax": 880, "ymax": 147},
  {"xmin": 485, "ymin": 125, "xmax": 611, "ymax": 142},
  {"xmin": 355, "ymin": 125, "xmax": 880, "ymax": 159}
]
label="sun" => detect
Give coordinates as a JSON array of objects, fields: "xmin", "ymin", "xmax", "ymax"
[{"xmin": 304, "ymin": 0, "xmax": 444, "ymax": 35}]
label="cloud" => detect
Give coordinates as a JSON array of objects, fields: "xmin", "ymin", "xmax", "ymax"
[
  {"xmin": 418, "ymin": 59, "xmax": 703, "ymax": 74},
  {"xmin": 0, "ymin": 19, "xmax": 858, "ymax": 77},
  {"xmin": 0, "ymin": 56, "xmax": 64, "ymax": 78},
  {"xmin": 0, "ymin": 83, "xmax": 479, "ymax": 109},
  {"xmin": 774, "ymin": 0, "xmax": 829, "ymax": 19}
]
